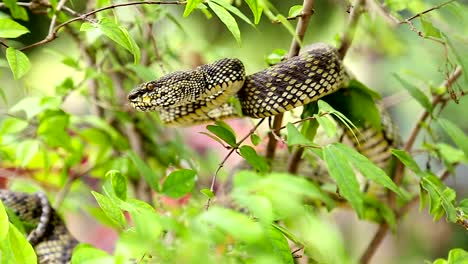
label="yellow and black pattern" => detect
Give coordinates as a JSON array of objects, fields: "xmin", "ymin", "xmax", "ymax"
[
  {"xmin": 239, "ymin": 43, "xmax": 347, "ymax": 118},
  {"xmin": 0, "ymin": 190, "xmax": 78, "ymax": 264},
  {"xmin": 128, "ymin": 58, "xmax": 245, "ymax": 125},
  {"xmin": 128, "ymin": 43, "xmax": 348, "ymax": 125}
]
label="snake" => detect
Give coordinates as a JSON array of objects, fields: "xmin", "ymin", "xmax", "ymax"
[
  {"xmin": 0, "ymin": 43, "xmax": 399, "ymax": 263},
  {"xmin": 127, "ymin": 43, "xmax": 348, "ymax": 125},
  {"xmin": 0, "ymin": 190, "xmax": 78, "ymax": 263}
]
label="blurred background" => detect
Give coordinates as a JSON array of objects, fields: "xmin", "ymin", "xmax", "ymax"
[{"xmin": 0, "ymin": 0, "xmax": 467, "ymax": 263}]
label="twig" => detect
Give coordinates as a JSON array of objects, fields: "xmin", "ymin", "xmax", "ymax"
[
  {"xmin": 368, "ymin": 0, "xmax": 455, "ymax": 47},
  {"xmin": 205, "ymin": 119, "xmax": 265, "ymax": 209},
  {"xmin": 265, "ymin": 0, "xmax": 315, "ymax": 160},
  {"xmin": 338, "ymin": 0, "xmax": 366, "ymax": 59},
  {"xmin": 391, "ymin": 67, "xmax": 462, "ymax": 190},
  {"xmin": 13, "ymin": 1, "xmax": 186, "ymax": 51},
  {"xmin": 403, "ymin": 0, "xmax": 456, "ymax": 23},
  {"xmin": 359, "ymin": 66, "xmax": 463, "ymax": 264},
  {"xmin": 48, "ymin": 0, "xmax": 69, "ymax": 35}
]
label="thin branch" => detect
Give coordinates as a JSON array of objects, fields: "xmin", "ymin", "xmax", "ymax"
[
  {"xmin": 15, "ymin": 1, "xmax": 186, "ymax": 51},
  {"xmin": 359, "ymin": 66, "xmax": 463, "ymax": 264},
  {"xmin": 205, "ymin": 119, "xmax": 265, "ymax": 209},
  {"xmin": 391, "ymin": 66, "xmax": 462, "ymax": 190},
  {"xmin": 338, "ymin": 0, "xmax": 366, "ymax": 59},
  {"xmin": 403, "ymin": 0, "xmax": 456, "ymax": 22},
  {"xmin": 265, "ymin": 0, "xmax": 315, "ymax": 160},
  {"xmin": 48, "ymin": 0, "xmax": 69, "ymax": 35}
]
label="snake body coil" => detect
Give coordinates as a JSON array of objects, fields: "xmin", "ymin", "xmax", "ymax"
[
  {"xmin": 128, "ymin": 43, "xmax": 348, "ymax": 125},
  {"xmin": 0, "ymin": 190, "xmax": 78, "ymax": 263}
]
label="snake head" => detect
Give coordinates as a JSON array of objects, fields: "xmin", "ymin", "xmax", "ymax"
[{"xmin": 128, "ymin": 70, "xmax": 207, "ymax": 111}]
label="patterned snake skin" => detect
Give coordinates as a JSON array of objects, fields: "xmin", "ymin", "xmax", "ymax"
[
  {"xmin": 128, "ymin": 43, "xmax": 348, "ymax": 125},
  {"xmin": 0, "ymin": 190, "xmax": 78, "ymax": 263}
]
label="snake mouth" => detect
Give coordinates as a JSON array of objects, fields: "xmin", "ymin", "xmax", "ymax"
[{"xmin": 130, "ymin": 101, "xmax": 158, "ymax": 111}]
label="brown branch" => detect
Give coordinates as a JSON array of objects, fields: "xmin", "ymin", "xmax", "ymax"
[
  {"xmin": 403, "ymin": 0, "xmax": 456, "ymax": 22},
  {"xmin": 48, "ymin": 0, "xmax": 69, "ymax": 36},
  {"xmin": 359, "ymin": 66, "xmax": 463, "ymax": 264},
  {"xmin": 205, "ymin": 119, "xmax": 265, "ymax": 209},
  {"xmin": 15, "ymin": 1, "xmax": 186, "ymax": 51},
  {"xmin": 338, "ymin": 0, "xmax": 366, "ymax": 59},
  {"xmin": 265, "ymin": 0, "xmax": 315, "ymax": 160}
]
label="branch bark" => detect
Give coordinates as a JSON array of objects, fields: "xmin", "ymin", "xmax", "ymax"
[
  {"xmin": 359, "ymin": 66, "xmax": 463, "ymax": 264},
  {"xmin": 338, "ymin": 0, "xmax": 366, "ymax": 59},
  {"xmin": 265, "ymin": 0, "xmax": 315, "ymax": 160}
]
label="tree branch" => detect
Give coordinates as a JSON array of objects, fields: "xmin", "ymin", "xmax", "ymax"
[
  {"xmin": 265, "ymin": 0, "xmax": 315, "ymax": 160},
  {"xmin": 205, "ymin": 119, "xmax": 265, "ymax": 209},
  {"xmin": 14, "ymin": 1, "xmax": 186, "ymax": 51},
  {"xmin": 338, "ymin": 0, "xmax": 366, "ymax": 59},
  {"xmin": 359, "ymin": 66, "xmax": 463, "ymax": 264}
]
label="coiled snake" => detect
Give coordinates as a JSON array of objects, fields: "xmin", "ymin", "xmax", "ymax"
[
  {"xmin": 0, "ymin": 190, "xmax": 78, "ymax": 263},
  {"xmin": 1, "ymin": 43, "xmax": 398, "ymax": 263}
]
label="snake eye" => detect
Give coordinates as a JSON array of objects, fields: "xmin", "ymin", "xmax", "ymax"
[{"xmin": 146, "ymin": 83, "xmax": 155, "ymax": 91}]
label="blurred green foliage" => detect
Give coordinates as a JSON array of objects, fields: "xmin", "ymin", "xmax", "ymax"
[{"xmin": 0, "ymin": 0, "xmax": 467, "ymax": 263}]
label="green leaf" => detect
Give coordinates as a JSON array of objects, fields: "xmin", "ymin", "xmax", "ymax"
[
  {"xmin": 239, "ymin": 145, "xmax": 270, "ymax": 173},
  {"xmin": 162, "ymin": 169, "xmax": 196, "ymax": 198},
  {"xmin": 420, "ymin": 174, "xmax": 457, "ymax": 222},
  {"xmin": 437, "ymin": 118, "xmax": 468, "ymax": 159},
  {"xmin": 0, "ymin": 19, "xmax": 29, "ymax": 38},
  {"xmin": 16, "ymin": 139, "xmax": 39, "ymax": 167},
  {"xmin": 444, "ymin": 34, "xmax": 468, "ymax": 85},
  {"xmin": 211, "ymin": 0, "xmax": 253, "ymax": 26},
  {"xmin": 250, "ymin": 133, "xmax": 261, "ymax": 146},
  {"xmin": 128, "ymin": 151, "xmax": 161, "ymax": 191},
  {"xmin": 107, "ymin": 170, "xmax": 127, "ymax": 201},
  {"xmin": 208, "ymin": 2, "xmax": 241, "ymax": 44},
  {"xmin": 0, "ymin": 201, "xmax": 8, "ymax": 241},
  {"xmin": 183, "ymin": 0, "xmax": 204, "ymax": 17},
  {"xmin": 288, "ymin": 5, "xmax": 303, "ymax": 18},
  {"xmin": 323, "ymin": 81, "xmax": 381, "ymax": 129},
  {"xmin": 37, "ymin": 111, "xmax": 71, "ymax": 149},
  {"xmin": 265, "ymin": 49, "xmax": 287, "ymax": 65},
  {"xmin": 447, "ymin": 248, "xmax": 468, "ymax": 263},
  {"xmin": 391, "ymin": 149, "xmax": 423, "ymax": 176},
  {"xmin": 2, "ymin": 0, "xmax": 28, "ymax": 21},
  {"xmin": 436, "ymin": 143, "xmax": 468, "ymax": 164},
  {"xmin": 420, "ymin": 16, "xmax": 441, "ymax": 39},
  {"xmin": 0, "ymin": 117, "xmax": 28, "ymax": 134},
  {"xmin": 286, "ymin": 123, "xmax": 314, "ymax": 146},
  {"xmin": 244, "ymin": 0, "xmax": 262, "ymax": 24},
  {"xmin": 335, "ymin": 143, "xmax": 405, "ymax": 197},
  {"xmin": 316, "ymin": 115, "xmax": 337, "ymax": 137},
  {"xmin": 97, "ymin": 18, "xmax": 140, "ymax": 64},
  {"xmin": 394, "ymin": 74, "xmax": 433, "ymax": 112},
  {"xmin": 71, "ymin": 244, "xmax": 114, "ymax": 264},
  {"xmin": 267, "ymin": 226, "xmax": 294, "ymax": 264},
  {"xmin": 206, "ymin": 124, "xmax": 237, "ymax": 147},
  {"xmin": 91, "ymin": 191, "xmax": 126, "ymax": 229},
  {"xmin": 323, "ymin": 144, "xmax": 363, "ymax": 217},
  {"xmin": 5, "ymin": 223, "xmax": 37, "ymax": 264},
  {"xmin": 200, "ymin": 188, "xmax": 214, "ymax": 198},
  {"xmin": 6, "ymin": 47, "xmax": 31, "ymax": 80},
  {"xmin": 198, "ymin": 207, "xmax": 263, "ymax": 243}
]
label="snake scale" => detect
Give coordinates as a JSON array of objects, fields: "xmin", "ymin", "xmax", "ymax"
[
  {"xmin": 1, "ymin": 43, "xmax": 398, "ymax": 263},
  {"xmin": 0, "ymin": 190, "xmax": 78, "ymax": 263},
  {"xmin": 128, "ymin": 43, "xmax": 348, "ymax": 125}
]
